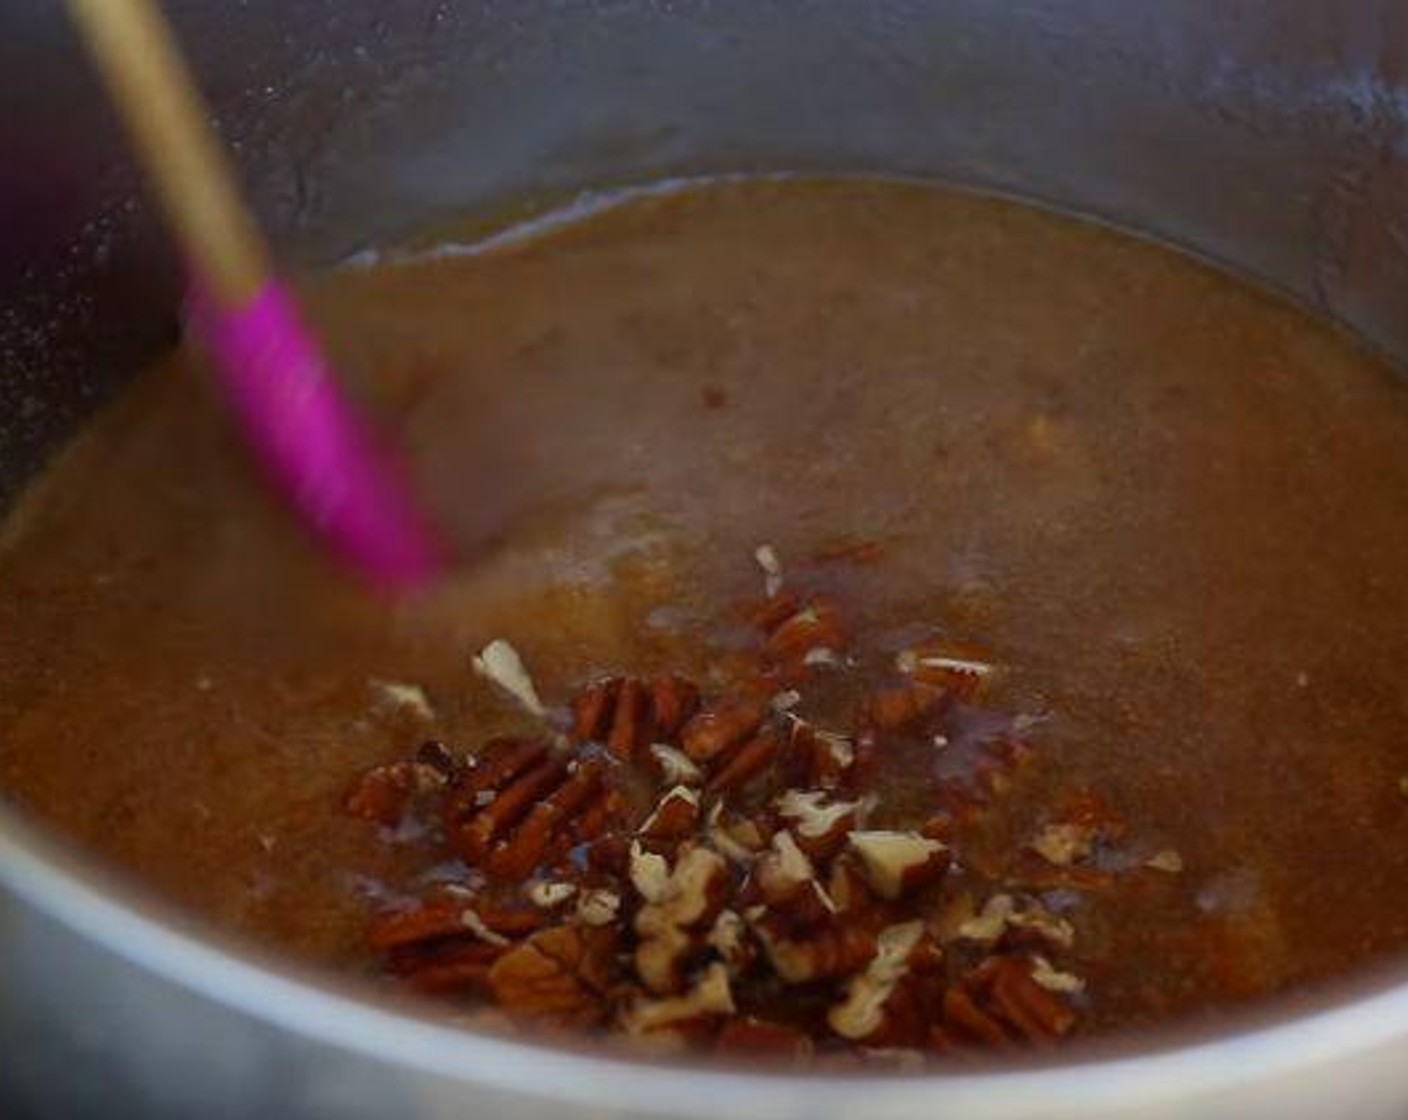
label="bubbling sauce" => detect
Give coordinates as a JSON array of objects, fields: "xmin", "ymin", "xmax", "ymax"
[{"xmin": 3, "ymin": 179, "xmax": 1408, "ymax": 1053}]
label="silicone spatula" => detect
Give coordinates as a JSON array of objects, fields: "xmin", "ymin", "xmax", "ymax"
[{"xmin": 67, "ymin": 0, "xmax": 445, "ymax": 590}]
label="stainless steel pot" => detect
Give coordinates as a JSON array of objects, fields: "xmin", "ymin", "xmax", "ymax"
[{"xmin": 4, "ymin": 2, "xmax": 1408, "ymax": 1116}]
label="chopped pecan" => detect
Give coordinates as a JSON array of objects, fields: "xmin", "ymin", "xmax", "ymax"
[
  {"xmin": 572, "ymin": 677, "xmax": 650, "ymax": 761},
  {"xmin": 774, "ymin": 789, "xmax": 859, "ymax": 861},
  {"xmin": 634, "ymin": 923, "xmax": 697, "ymax": 996},
  {"xmin": 1028, "ymin": 822, "xmax": 1097, "ymax": 867},
  {"xmin": 754, "ymin": 543, "xmax": 785, "ymax": 598},
  {"xmin": 573, "ymin": 675, "xmax": 701, "ymax": 761},
  {"xmin": 453, "ymin": 738, "xmax": 548, "ymax": 803},
  {"xmin": 447, "ymin": 742, "xmax": 620, "ymax": 879},
  {"xmin": 952, "ymin": 956, "xmax": 1078, "ymax": 1044},
  {"xmin": 705, "ymin": 801, "xmax": 769, "ymax": 865},
  {"xmin": 895, "ymin": 642, "xmax": 993, "ymax": 700},
  {"xmin": 352, "ymin": 546, "xmax": 1128, "ymax": 1062},
  {"xmin": 752, "ymin": 831, "xmax": 818, "ymax": 904},
  {"xmin": 472, "ymin": 639, "xmax": 547, "ymax": 717},
  {"xmin": 1006, "ymin": 852, "xmax": 1118, "ymax": 893},
  {"xmin": 572, "ymin": 678, "xmax": 620, "ymax": 743},
  {"xmin": 488, "ymin": 924, "xmax": 618, "ymax": 1025},
  {"xmin": 751, "ymin": 910, "xmax": 877, "ymax": 984},
  {"xmin": 639, "ymin": 785, "xmax": 701, "ymax": 841},
  {"xmin": 416, "ymin": 738, "xmax": 458, "ymax": 773},
  {"xmin": 368, "ymin": 679, "xmax": 437, "ymax": 723},
  {"xmin": 606, "ymin": 678, "xmax": 652, "ymax": 761},
  {"xmin": 576, "ymin": 888, "xmax": 622, "ymax": 927},
  {"xmin": 762, "ymin": 596, "xmax": 845, "ymax": 666},
  {"xmin": 706, "ymin": 909, "xmax": 756, "ymax": 976},
  {"xmin": 651, "ymin": 675, "xmax": 703, "ymax": 740},
  {"xmin": 633, "ymin": 845, "xmax": 732, "ymax": 993},
  {"xmin": 527, "ymin": 881, "xmax": 578, "ymax": 909},
  {"xmin": 827, "ymin": 921, "xmax": 934, "ymax": 1044},
  {"xmin": 953, "ymin": 894, "xmax": 1017, "ymax": 945},
  {"xmin": 847, "ymin": 831, "xmax": 949, "ymax": 900},
  {"xmin": 746, "ymin": 589, "xmax": 807, "ymax": 634},
  {"xmin": 1028, "ymin": 955, "xmax": 1085, "ymax": 994},
  {"xmin": 785, "ymin": 721, "xmax": 855, "ymax": 789},
  {"xmin": 717, "ymin": 1016, "xmax": 813, "ymax": 1060},
  {"xmin": 648, "ymin": 742, "xmax": 703, "ymax": 785},
  {"xmin": 705, "ymin": 729, "xmax": 781, "ymax": 796},
  {"xmin": 636, "ymin": 845, "xmax": 726, "ymax": 935},
  {"xmin": 680, "ymin": 697, "xmax": 768, "ymax": 763},
  {"xmin": 369, "ymin": 897, "xmax": 544, "ymax": 952},
  {"xmin": 345, "ymin": 760, "xmax": 448, "ymax": 828},
  {"xmin": 621, "ymin": 962, "xmax": 736, "ymax": 1035},
  {"xmin": 940, "ymin": 987, "xmax": 1013, "ymax": 1049},
  {"xmin": 825, "ymin": 856, "xmax": 885, "ymax": 920}
]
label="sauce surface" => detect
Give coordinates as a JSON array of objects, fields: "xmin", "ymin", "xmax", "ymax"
[{"xmin": 4, "ymin": 179, "xmax": 1408, "ymax": 1044}]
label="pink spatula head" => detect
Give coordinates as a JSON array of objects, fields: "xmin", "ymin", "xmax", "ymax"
[{"xmin": 194, "ymin": 281, "xmax": 445, "ymax": 591}]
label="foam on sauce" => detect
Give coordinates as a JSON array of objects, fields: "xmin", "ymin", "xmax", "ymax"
[{"xmin": 3, "ymin": 178, "xmax": 1408, "ymax": 1041}]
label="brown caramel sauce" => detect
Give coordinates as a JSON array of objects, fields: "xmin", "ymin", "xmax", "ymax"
[{"xmin": 3, "ymin": 179, "xmax": 1408, "ymax": 1039}]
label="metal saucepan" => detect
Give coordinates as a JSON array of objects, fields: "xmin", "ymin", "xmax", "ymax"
[{"xmin": 3, "ymin": 2, "xmax": 1408, "ymax": 1116}]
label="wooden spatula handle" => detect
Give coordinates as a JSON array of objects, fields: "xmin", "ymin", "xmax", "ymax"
[{"xmin": 67, "ymin": 0, "xmax": 270, "ymax": 306}]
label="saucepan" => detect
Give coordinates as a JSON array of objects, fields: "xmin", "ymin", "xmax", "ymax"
[{"xmin": 3, "ymin": 2, "xmax": 1408, "ymax": 1116}]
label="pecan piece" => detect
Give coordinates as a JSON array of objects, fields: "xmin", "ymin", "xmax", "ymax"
[
  {"xmin": 650, "ymin": 675, "xmax": 702, "ymax": 740},
  {"xmin": 648, "ymin": 742, "xmax": 703, "ymax": 785},
  {"xmin": 827, "ymin": 921, "xmax": 933, "ymax": 1044},
  {"xmin": 751, "ymin": 912, "xmax": 877, "ymax": 984},
  {"xmin": 472, "ymin": 639, "xmax": 546, "ymax": 716},
  {"xmin": 455, "ymin": 751, "xmax": 569, "ymax": 860},
  {"xmin": 572, "ymin": 678, "xmax": 621, "ymax": 743},
  {"xmin": 895, "ymin": 642, "xmax": 993, "ymax": 700},
  {"xmin": 1028, "ymin": 822, "xmax": 1098, "ymax": 867},
  {"xmin": 785, "ymin": 721, "xmax": 855, "ymax": 789},
  {"xmin": 717, "ymin": 1017, "xmax": 813, "ymax": 1060},
  {"xmin": 706, "ymin": 909, "xmax": 757, "ymax": 976},
  {"xmin": 345, "ymin": 760, "xmax": 448, "ymax": 827},
  {"xmin": 680, "ymin": 698, "xmax": 767, "ymax": 763},
  {"xmin": 705, "ymin": 729, "xmax": 781, "ymax": 796},
  {"xmin": 488, "ymin": 924, "xmax": 618, "ymax": 1026},
  {"xmin": 453, "ymin": 738, "xmax": 548, "ymax": 802},
  {"xmin": 571, "ymin": 676, "xmax": 652, "ymax": 760},
  {"xmin": 955, "ymin": 956, "xmax": 1078, "ymax": 1044},
  {"xmin": 775, "ymin": 789, "xmax": 859, "ymax": 861},
  {"xmin": 572, "ymin": 674, "xmax": 701, "ymax": 761},
  {"xmin": 392, "ymin": 939, "xmax": 502, "ymax": 995},
  {"xmin": 606, "ymin": 677, "xmax": 652, "ymax": 761},
  {"xmin": 639, "ymin": 786, "xmax": 701, "ymax": 841},
  {"xmin": 825, "ymin": 856, "xmax": 885, "ymax": 920},
  {"xmin": 752, "ymin": 831, "xmax": 818, "ymax": 904},
  {"xmin": 762, "ymin": 596, "xmax": 845, "ymax": 666},
  {"xmin": 940, "ymin": 987, "xmax": 1013, "ymax": 1048},
  {"xmin": 621, "ymin": 962, "xmax": 736, "ymax": 1035},
  {"xmin": 747, "ymin": 855, "xmax": 874, "ymax": 986},
  {"xmin": 632, "ymin": 844, "xmax": 732, "ymax": 993},
  {"xmin": 369, "ymin": 897, "xmax": 543, "ymax": 953},
  {"xmin": 448, "ymin": 741, "xmax": 622, "ymax": 880},
  {"xmin": 847, "ymin": 831, "xmax": 950, "ymax": 900}
]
